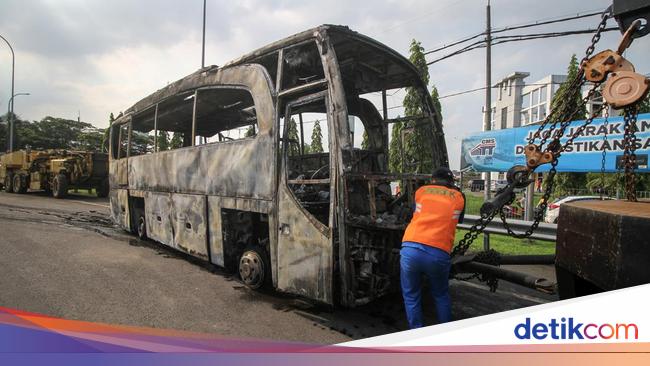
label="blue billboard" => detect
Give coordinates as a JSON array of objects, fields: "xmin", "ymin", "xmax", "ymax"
[{"xmin": 460, "ymin": 113, "xmax": 650, "ymax": 173}]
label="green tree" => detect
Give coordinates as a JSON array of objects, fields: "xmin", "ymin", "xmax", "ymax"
[
  {"xmin": 548, "ymin": 55, "xmax": 589, "ymax": 196},
  {"xmin": 12, "ymin": 116, "xmax": 94, "ymax": 150},
  {"xmin": 547, "ymin": 172, "xmax": 587, "ymax": 198},
  {"xmin": 637, "ymin": 92, "xmax": 650, "ymax": 114},
  {"xmin": 78, "ymin": 128, "xmax": 105, "ymax": 151},
  {"xmin": 287, "ymin": 117, "xmax": 301, "ymax": 156},
  {"xmin": 310, "ymin": 120, "xmax": 324, "ymax": 153},
  {"xmin": 0, "ymin": 112, "xmax": 28, "ymax": 152},
  {"xmin": 102, "ymin": 113, "xmax": 114, "ymax": 153},
  {"xmin": 585, "ymin": 172, "xmax": 650, "ymax": 196},
  {"xmin": 169, "ymin": 132, "xmax": 183, "ymax": 149},
  {"xmin": 632, "ymin": 94, "xmax": 650, "ymax": 194},
  {"xmin": 585, "ymin": 172, "xmax": 622, "ymax": 195},
  {"xmin": 156, "ymin": 131, "xmax": 170, "ymax": 151},
  {"xmin": 0, "ymin": 117, "xmax": 6, "ymax": 152},
  {"xmin": 388, "ymin": 117, "xmax": 404, "ymax": 173},
  {"xmin": 389, "ymin": 39, "xmax": 435, "ymax": 174},
  {"xmin": 245, "ymin": 125, "xmax": 256, "ymax": 137},
  {"xmin": 361, "ymin": 130, "xmax": 370, "ymax": 149},
  {"xmin": 130, "ymin": 131, "xmax": 153, "ymax": 155},
  {"xmin": 551, "ymin": 54, "xmax": 586, "ymax": 120},
  {"xmin": 431, "ymin": 84, "xmax": 442, "ymax": 122}
]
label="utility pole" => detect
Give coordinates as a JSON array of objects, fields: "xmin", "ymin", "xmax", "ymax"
[
  {"xmin": 0, "ymin": 34, "xmax": 15, "ymax": 152},
  {"xmin": 201, "ymin": 0, "xmax": 206, "ymax": 68},
  {"xmin": 483, "ymin": 0, "xmax": 492, "ymax": 250}
]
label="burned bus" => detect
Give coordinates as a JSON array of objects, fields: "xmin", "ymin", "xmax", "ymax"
[{"xmin": 109, "ymin": 25, "xmax": 447, "ymax": 307}]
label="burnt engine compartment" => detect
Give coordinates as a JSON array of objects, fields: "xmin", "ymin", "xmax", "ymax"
[
  {"xmin": 344, "ymin": 174, "xmax": 430, "ymax": 304},
  {"xmin": 345, "ymin": 223, "xmax": 404, "ymax": 305},
  {"xmin": 287, "ymin": 145, "xmax": 433, "ymax": 304}
]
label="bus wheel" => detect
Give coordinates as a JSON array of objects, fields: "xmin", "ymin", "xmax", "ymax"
[
  {"xmin": 52, "ymin": 174, "xmax": 68, "ymax": 199},
  {"xmin": 239, "ymin": 247, "xmax": 269, "ymax": 290},
  {"xmin": 137, "ymin": 214, "xmax": 147, "ymax": 240},
  {"xmin": 4, "ymin": 173, "xmax": 14, "ymax": 193}
]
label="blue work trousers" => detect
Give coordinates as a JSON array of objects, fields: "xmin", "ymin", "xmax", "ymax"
[{"xmin": 400, "ymin": 243, "xmax": 452, "ymax": 328}]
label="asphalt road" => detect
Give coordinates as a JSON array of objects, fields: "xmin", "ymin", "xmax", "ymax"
[{"xmin": 0, "ymin": 191, "xmax": 557, "ymax": 344}]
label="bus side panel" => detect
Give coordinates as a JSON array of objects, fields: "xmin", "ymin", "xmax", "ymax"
[
  {"xmin": 170, "ymin": 193, "xmax": 209, "ymax": 260},
  {"xmin": 207, "ymin": 196, "xmax": 274, "ymax": 274},
  {"xmin": 109, "ymin": 158, "xmax": 128, "ymax": 187},
  {"xmin": 127, "ymin": 133, "xmax": 274, "ymax": 200},
  {"xmin": 144, "ymin": 192, "xmax": 174, "ymax": 248},
  {"xmin": 207, "ymin": 196, "xmax": 225, "ymax": 267},
  {"xmin": 110, "ymin": 188, "xmax": 130, "ymax": 231},
  {"xmin": 276, "ymin": 184, "xmax": 332, "ymax": 304}
]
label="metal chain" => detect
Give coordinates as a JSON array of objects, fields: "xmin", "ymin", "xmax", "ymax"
[
  {"xmin": 499, "ymin": 160, "xmax": 558, "ymax": 238},
  {"xmin": 600, "ymin": 107, "xmax": 609, "ymax": 199},
  {"xmin": 452, "ymin": 249, "xmax": 501, "ymax": 292},
  {"xmin": 497, "ymin": 91, "xmax": 605, "ymax": 239},
  {"xmin": 623, "ymin": 105, "xmax": 639, "ymax": 201},
  {"xmin": 461, "ymin": 85, "xmax": 597, "ymax": 245},
  {"xmin": 556, "ymin": 87, "xmax": 605, "ymax": 150},
  {"xmin": 492, "ymin": 11, "xmax": 611, "ymax": 240},
  {"xmin": 530, "ymin": 10, "xmax": 610, "ymax": 148},
  {"xmin": 447, "ymin": 8, "xmax": 630, "ymax": 290},
  {"xmin": 450, "ymin": 208, "xmax": 500, "ymax": 257}
]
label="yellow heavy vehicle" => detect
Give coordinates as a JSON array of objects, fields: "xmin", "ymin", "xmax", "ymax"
[{"xmin": 0, "ymin": 148, "xmax": 109, "ymax": 198}]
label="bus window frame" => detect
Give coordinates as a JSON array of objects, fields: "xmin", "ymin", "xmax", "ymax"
[
  {"xmin": 281, "ymin": 90, "xmax": 332, "ymax": 232},
  {"xmin": 127, "ymin": 84, "xmax": 262, "ymax": 155}
]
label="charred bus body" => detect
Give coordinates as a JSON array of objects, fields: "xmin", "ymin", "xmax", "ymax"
[{"xmin": 109, "ymin": 25, "xmax": 447, "ymax": 306}]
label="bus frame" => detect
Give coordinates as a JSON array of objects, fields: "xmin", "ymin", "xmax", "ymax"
[{"xmin": 109, "ymin": 25, "xmax": 448, "ymax": 307}]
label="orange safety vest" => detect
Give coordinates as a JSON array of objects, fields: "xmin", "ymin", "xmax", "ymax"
[{"xmin": 402, "ymin": 184, "xmax": 466, "ymax": 253}]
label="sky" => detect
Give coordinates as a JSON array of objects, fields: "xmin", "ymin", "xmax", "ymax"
[{"xmin": 1, "ymin": 0, "xmax": 649, "ymax": 169}]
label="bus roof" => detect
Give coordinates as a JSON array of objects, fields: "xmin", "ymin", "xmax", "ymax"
[{"xmin": 117, "ymin": 24, "xmax": 421, "ymax": 124}]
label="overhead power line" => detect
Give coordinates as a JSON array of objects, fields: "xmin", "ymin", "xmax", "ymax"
[
  {"xmin": 438, "ymin": 82, "xmax": 564, "ymax": 100},
  {"xmin": 426, "ymin": 27, "xmax": 619, "ymax": 65},
  {"xmin": 424, "ymin": 10, "xmax": 604, "ymax": 56}
]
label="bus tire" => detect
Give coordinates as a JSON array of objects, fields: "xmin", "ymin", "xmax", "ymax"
[
  {"xmin": 96, "ymin": 178, "xmax": 109, "ymax": 198},
  {"xmin": 4, "ymin": 173, "xmax": 14, "ymax": 193},
  {"xmin": 238, "ymin": 245, "xmax": 271, "ymax": 290},
  {"xmin": 136, "ymin": 213, "xmax": 147, "ymax": 240},
  {"xmin": 52, "ymin": 174, "xmax": 68, "ymax": 199}
]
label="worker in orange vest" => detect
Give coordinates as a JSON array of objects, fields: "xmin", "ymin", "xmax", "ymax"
[{"xmin": 400, "ymin": 167, "xmax": 465, "ymax": 328}]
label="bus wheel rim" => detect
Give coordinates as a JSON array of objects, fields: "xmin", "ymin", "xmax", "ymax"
[
  {"xmin": 138, "ymin": 216, "xmax": 146, "ymax": 238},
  {"xmin": 239, "ymin": 251, "xmax": 263, "ymax": 288}
]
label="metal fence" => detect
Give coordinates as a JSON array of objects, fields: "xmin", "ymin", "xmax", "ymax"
[
  {"xmin": 460, "ymin": 215, "xmax": 557, "ymax": 242},
  {"xmin": 462, "ymin": 190, "xmax": 533, "ymax": 220},
  {"xmin": 560, "ymin": 188, "xmax": 650, "ymax": 200},
  {"xmin": 462, "ymin": 188, "xmax": 649, "ymax": 224},
  {"xmin": 461, "ymin": 192, "xmax": 650, "ymax": 244}
]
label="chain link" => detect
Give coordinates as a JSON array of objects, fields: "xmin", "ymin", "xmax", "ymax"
[
  {"xmin": 497, "ymin": 96, "xmax": 606, "ymax": 239},
  {"xmin": 448, "ymin": 8, "xmax": 619, "ymax": 288},
  {"xmin": 493, "ymin": 12, "xmax": 611, "ymax": 240},
  {"xmin": 600, "ymin": 108, "xmax": 609, "ymax": 199},
  {"xmin": 623, "ymin": 105, "xmax": 639, "ymax": 201},
  {"xmin": 452, "ymin": 249, "xmax": 501, "ymax": 292},
  {"xmin": 448, "ymin": 8, "xmax": 645, "ymax": 289},
  {"xmin": 529, "ymin": 10, "xmax": 610, "ymax": 148}
]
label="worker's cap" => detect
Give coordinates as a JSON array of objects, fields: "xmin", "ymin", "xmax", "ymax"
[{"xmin": 432, "ymin": 167, "xmax": 454, "ymax": 182}]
